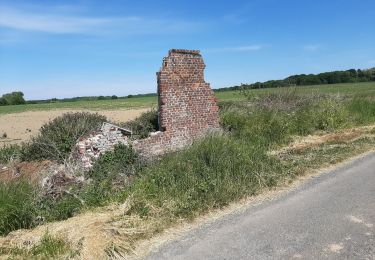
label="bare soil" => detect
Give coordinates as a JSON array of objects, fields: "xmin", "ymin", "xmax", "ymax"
[{"xmin": 0, "ymin": 108, "xmax": 150, "ymax": 145}]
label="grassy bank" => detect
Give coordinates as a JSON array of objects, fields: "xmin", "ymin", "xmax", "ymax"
[{"xmin": 1, "ymin": 87, "xmax": 375, "ymax": 258}]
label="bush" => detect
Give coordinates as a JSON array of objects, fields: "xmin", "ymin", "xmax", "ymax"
[
  {"xmin": 122, "ymin": 110, "xmax": 158, "ymax": 139},
  {"xmin": 21, "ymin": 112, "xmax": 106, "ymax": 162},
  {"xmin": 0, "ymin": 180, "xmax": 38, "ymax": 235}
]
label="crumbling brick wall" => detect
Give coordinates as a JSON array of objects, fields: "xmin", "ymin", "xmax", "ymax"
[
  {"xmin": 133, "ymin": 49, "xmax": 220, "ymax": 156},
  {"xmin": 76, "ymin": 123, "xmax": 131, "ymax": 169}
]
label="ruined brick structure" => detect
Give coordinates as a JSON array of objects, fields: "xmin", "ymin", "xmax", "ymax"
[
  {"xmin": 133, "ymin": 49, "xmax": 220, "ymax": 156},
  {"xmin": 75, "ymin": 49, "xmax": 220, "ymax": 168},
  {"xmin": 76, "ymin": 123, "xmax": 132, "ymax": 169}
]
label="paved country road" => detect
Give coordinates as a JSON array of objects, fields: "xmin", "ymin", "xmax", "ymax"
[{"xmin": 147, "ymin": 152, "xmax": 375, "ymax": 260}]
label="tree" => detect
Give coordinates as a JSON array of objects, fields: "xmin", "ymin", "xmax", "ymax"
[{"xmin": 0, "ymin": 91, "xmax": 26, "ymax": 105}]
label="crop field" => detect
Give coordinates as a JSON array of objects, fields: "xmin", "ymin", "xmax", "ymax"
[
  {"xmin": 243, "ymin": 81, "xmax": 375, "ymax": 97},
  {"xmin": 2, "ymin": 82, "xmax": 375, "ymax": 116}
]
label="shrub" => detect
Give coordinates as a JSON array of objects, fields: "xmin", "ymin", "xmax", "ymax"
[
  {"xmin": 0, "ymin": 180, "xmax": 38, "ymax": 235},
  {"xmin": 122, "ymin": 110, "xmax": 158, "ymax": 139},
  {"xmin": 21, "ymin": 112, "xmax": 106, "ymax": 162}
]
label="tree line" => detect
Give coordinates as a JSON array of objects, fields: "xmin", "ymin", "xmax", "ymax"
[{"xmin": 216, "ymin": 67, "xmax": 375, "ymax": 91}]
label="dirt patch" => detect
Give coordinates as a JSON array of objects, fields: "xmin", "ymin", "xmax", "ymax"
[
  {"xmin": 0, "ymin": 108, "xmax": 150, "ymax": 146},
  {"xmin": 0, "ymin": 160, "xmax": 52, "ymax": 184}
]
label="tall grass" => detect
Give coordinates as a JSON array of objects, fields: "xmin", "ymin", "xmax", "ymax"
[
  {"xmin": 347, "ymin": 98, "xmax": 375, "ymax": 124},
  {"xmin": 129, "ymin": 134, "xmax": 286, "ymax": 219},
  {"xmin": 0, "ymin": 181, "xmax": 38, "ymax": 235},
  {"xmin": 0, "ymin": 144, "xmax": 21, "ymax": 164},
  {"xmin": 2, "ymin": 91, "xmax": 375, "ymax": 241}
]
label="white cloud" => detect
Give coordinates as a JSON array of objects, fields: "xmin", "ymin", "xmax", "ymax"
[
  {"xmin": 303, "ymin": 44, "xmax": 321, "ymax": 51},
  {"xmin": 0, "ymin": 6, "xmax": 198, "ymax": 35},
  {"xmin": 0, "ymin": 7, "xmax": 113, "ymax": 34},
  {"xmin": 205, "ymin": 45, "xmax": 263, "ymax": 53}
]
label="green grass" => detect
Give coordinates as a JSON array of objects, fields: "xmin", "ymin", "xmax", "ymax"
[
  {"xmin": 2, "ymin": 82, "xmax": 373, "ymax": 115},
  {"xmin": 0, "ymin": 232, "xmax": 79, "ymax": 259},
  {"xmin": 2, "ymin": 83, "xmax": 375, "ymax": 255},
  {"xmin": 0, "ymin": 96, "xmax": 157, "ymax": 115},
  {"xmin": 0, "ymin": 180, "xmax": 39, "ymax": 236},
  {"xmin": 246, "ymin": 81, "xmax": 375, "ymax": 97},
  {"xmin": 0, "ymin": 91, "xmax": 245, "ymax": 115}
]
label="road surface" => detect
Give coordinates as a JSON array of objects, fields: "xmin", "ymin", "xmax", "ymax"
[{"xmin": 147, "ymin": 152, "xmax": 375, "ymax": 259}]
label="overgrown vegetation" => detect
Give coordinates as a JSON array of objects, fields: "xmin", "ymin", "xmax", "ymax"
[
  {"xmin": 122, "ymin": 109, "xmax": 159, "ymax": 139},
  {"xmin": 0, "ymin": 144, "xmax": 140, "ymax": 236},
  {"xmin": 21, "ymin": 112, "xmax": 106, "ymax": 162},
  {"xmin": 0, "ymin": 144, "xmax": 21, "ymax": 164},
  {"xmin": 2, "ymin": 84, "xmax": 375, "ymax": 257},
  {"xmin": 0, "ymin": 180, "xmax": 38, "ymax": 235},
  {"xmin": 125, "ymin": 92, "xmax": 355, "ymax": 221}
]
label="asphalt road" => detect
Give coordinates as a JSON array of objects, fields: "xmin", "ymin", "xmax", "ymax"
[{"xmin": 147, "ymin": 152, "xmax": 375, "ymax": 260}]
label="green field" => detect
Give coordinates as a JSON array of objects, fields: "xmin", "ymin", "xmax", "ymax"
[
  {"xmin": 247, "ymin": 81, "xmax": 375, "ymax": 96},
  {"xmin": 1, "ymin": 82, "xmax": 374, "ymax": 115}
]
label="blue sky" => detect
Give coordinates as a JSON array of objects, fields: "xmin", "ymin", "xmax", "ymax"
[{"xmin": 0, "ymin": 0, "xmax": 374, "ymax": 100}]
